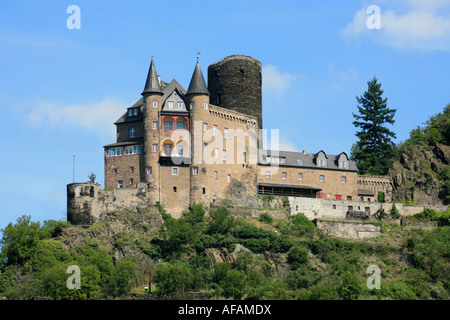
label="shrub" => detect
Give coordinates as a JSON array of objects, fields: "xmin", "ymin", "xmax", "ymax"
[
  {"xmin": 380, "ymin": 280, "xmax": 417, "ymax": 300},
  {"xmin": 259, "ymin": 213, "xmax": 274, "ymax": 224},
  {"xmin": 154, "ymin": 260, "xmax": 194, "ymax": 293},
  {"xmin": 390, "ymin": 203, "xmax": 400, "ymax": 219},
  {"xmin": 287, "ymin": 246, "xmax": 308, "ymax": 270},
  {"xmin": 220, "ymin": 269, "xmax": 247, "ymax": 299},
  {"xmin": 243, "ymin": 238, "xmax": 270, "ymax": 253},
  {"xmin": 339, "ymin": 271, "xmax": 362, "ymax": 300},
  {"xmin": 413, "ymin": 208, "xmax": 438, "ymax": 222},
  {"xmin": 207, "ymin": 207, "xmax": 235, "ymax": 235}
]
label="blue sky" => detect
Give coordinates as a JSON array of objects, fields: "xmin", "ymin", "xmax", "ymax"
[{"xmin": 1, "ymin": 0, "xmax": 449, "ymax": 231}]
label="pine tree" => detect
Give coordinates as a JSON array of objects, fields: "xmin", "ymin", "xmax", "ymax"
[{"xmin": 351, "ymin": 77, "xmax": 397, "ymax": 175}]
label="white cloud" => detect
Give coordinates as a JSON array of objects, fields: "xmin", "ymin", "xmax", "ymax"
[
  {"xmin": 262, "ymin": 65, "xmax": 298, "ymax": 97},
  {"xmin": 25, "ymin": 97, "xmax": 127, "ymax": 139},
  {"xmin": 340, "ymin": 1, "xmax": 450, "ymax": 51}
]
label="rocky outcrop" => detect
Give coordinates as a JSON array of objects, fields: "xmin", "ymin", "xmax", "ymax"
[{"xmin": 389, "ymin": 143, "xmax": 449, "ymax": 205}]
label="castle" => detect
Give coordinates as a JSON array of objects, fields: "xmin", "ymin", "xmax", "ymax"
[{"xmin": 67, "ymin": 55, "xmax": 394, "ymax": 225}]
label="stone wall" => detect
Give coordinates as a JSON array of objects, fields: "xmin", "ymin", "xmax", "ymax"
[
  {"xmin": 315, "ymin": 219, "xmax": 381, "ymax": 239},
  {"xmin": 210, "ymin": 204, "xmax": 289, "ymax": 220},
  {"xmin": 67, "ymin": 182, "xmax": 153, "ymax": 225}
]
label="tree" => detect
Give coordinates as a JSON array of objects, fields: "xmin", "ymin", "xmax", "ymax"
[
  {"xmin": 88, "ymin": 172, "xmax": 96, "ymax": 183},
  {"xmin": 351, "ymin": 77, "xmax": 397, "ymax": 175},
  {"xmin": 0, "ymin": 215, "xmax": 45, "ymax": 266}
]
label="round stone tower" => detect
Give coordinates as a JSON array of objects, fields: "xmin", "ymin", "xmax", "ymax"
[{"xmin": 208, "ymin": 55, "xmax": 262, "ymax": 129}]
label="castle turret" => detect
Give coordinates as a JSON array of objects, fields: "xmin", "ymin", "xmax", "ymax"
[
  {"xmin": 142, "ymin": 57, "xmax": 163, "ymax": 201},
  {"xmin": 186, "ymin": 58, "xmax": 210, "ymax": 205},
  {"xmin": 208, "ymin": 55, "xmax": 262, "ymax": 129}
]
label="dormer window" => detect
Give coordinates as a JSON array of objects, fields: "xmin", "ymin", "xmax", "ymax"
[
  {"xmin": 319, "ymin": 159, "xmax": 325, "ymax": 166},
  {"xmin": 128, "ymin": 108, "xmax": 138, "ymax": 117},
  {"xmin": 168, "ymin": 101, "xmax": 174, "ymax": 109},
  {"xmin": 177, "ymin": 101, "xmax": 183, "ymax": 109},
  {"xmin": 340, "ymin": 161, "xmax": 347, "ymax": 168}
]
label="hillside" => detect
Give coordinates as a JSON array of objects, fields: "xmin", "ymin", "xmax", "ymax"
[
  {"xmin": 1, "ymin": 204, "xmax": 449, "ymax": 300},
  {"xmin": 389, "ymin": 105, "xmax": 450, "ymax": 205}
]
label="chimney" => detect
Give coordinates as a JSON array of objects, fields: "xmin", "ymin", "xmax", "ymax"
[{"xmin": 302, "ymin": 150, "xmax": 306, "ymax": 154}]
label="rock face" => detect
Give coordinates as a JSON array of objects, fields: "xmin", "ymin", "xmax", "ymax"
[{"xmin": 389, "ymin": 143, "xmax": 449, "ymax": 205}]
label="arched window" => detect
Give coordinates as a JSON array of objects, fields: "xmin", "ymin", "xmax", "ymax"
[
  {"xmin": 163, "ymin": 117, "xmax": 174, "ymax": 130},
  {"xmin": 176, "ymin": 118, "xmax": 188, "ymax": 130}
]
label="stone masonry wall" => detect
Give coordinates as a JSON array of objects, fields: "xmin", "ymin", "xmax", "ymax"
[{"xmin": 315, "ymin": 219, "xmax": 381, "ymax": 239}]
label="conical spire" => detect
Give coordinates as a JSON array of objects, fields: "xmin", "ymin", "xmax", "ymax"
[
  {"xmin": 142, "ymin": 56, "xmax": 163, "ymax": 96},
  {"xmin": 186, "ymin": 58, "xmax": 209, "ymax": 96}
]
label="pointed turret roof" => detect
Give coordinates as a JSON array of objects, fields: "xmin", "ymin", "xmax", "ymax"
[
  {"xmin": 186, "ymin": 59, "xmax": 209, "ymax": 96},
  {"xmin": 142, "ymin": 57, "xmax": 163, "ymax": 96}
]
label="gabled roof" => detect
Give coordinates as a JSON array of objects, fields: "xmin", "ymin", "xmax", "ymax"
[
  {"xmin": 259, "ymin": 150, "xmax": 358, "ymax": 172},
  {"xmin": 186, "ymin": 61, "xmax": 209, "ymax": 96}
]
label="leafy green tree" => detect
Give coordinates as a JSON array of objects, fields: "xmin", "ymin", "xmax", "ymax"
[
  {"xmin": 220, "ymin": 269, "xmax": 247, "ymax": 299},
  {"xmin": 0, "ymin": 215, "xmax": 45, "ymax": 266},
  {"xmin": 154, "ymin": 260, "xmax": 194, "ymax": 293},
  {"xmin": 105, "ymin": 258, "xmax": 140, "ymax": 297},
  {"xmin": 390, "ymin": 203, "xmax": 400, "ymax": 219},
  {"xmin": 287, "ymin": 246, "xmax": 308, "ymax": 270},
  {"xmin": 351, "ymin": 77, "xmax": 397, "ymax": 175},
  {"xmin": 207, "ymin": 207, "xmax": 235, "ymax": 235},
  {"xmin": 339, "ymin": 271, "xmax": 362, "ymax": 300}
]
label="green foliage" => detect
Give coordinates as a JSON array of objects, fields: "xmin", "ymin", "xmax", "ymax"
[
  {"xmin": 339, "ymin": 271, "xmax": 362, "ymax": 300},
  {"xmin": 390, "ymin": 203, "xmax": 400, "ymax": 219},
  {"xmin": 88, "ymin": 172, "xmax": 96, "ymax": 183},
  {"xmin": 380, "ymin": 280, "xmax": 417, "ymax": 300},
  {"xmin": 287, "ymin": 246, "xmax": 308, "ymax": 270},
  {"xmin": 104, "ymin": 258, "xmax": 141, "ymax": 298},
  {"xmin": 412, "ymin": 208, "xmax": 439, "ymax": 222},
  {"xmin": 0, "ymin": 215, "xmax": 46, "ymax": 266},
  {"xmin": 402, "ymin": 104, "xmax": 450, "ymax": 147},
  {"xmin": 207, "ymin": 207, "xmax": 235, "ymax": 235},
  {"xmin": 40, "ymin": 263, "xmax": 101, "ymax": 300},
  {"xmin": 40, "ymin": 220, "xmax": 71, "ymax": 239},
  {"xmin": 278, "ymin": 213, "xmax": 316, "ymax": 238},
  {"xmin": 154, "ymin": 260, "xmax": 194, "ymax": 294},
  {"xmin": 220, "ymin": 269, "xmax": 247, "ymax": 299},
  {"xmin": 259, "ymin": 212, "xmax": 274, "ymax": 224},
  {"xmin": 351, "ymin": 77, "xmax": 398, "ymax": 175},
  {"xmin": 286, "ymin": 264, "xmax": 321, "ymax": 289}
]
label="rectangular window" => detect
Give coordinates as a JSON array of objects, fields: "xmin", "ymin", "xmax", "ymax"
[
  {"xmin": 177, "ymin": 145, "xmax": 184, "ymax": 156},
  {"xmin": 319, "ymin": 159, "xmax": 325, "ymax": 166},
  {"xmin": 320, "ymin": 175, "xmax": 324, "ymax": 182},
  {"xmin": 190, "ymin": 102, "xmax": 194, "ymax": 110},
  {"xmin": 128, "ymin": 109, "xmax": 133, "ymax": 117},
  {"xmin": 152, "ymin": 144, "xmax": 158, "ymax": 152},
  {"xmin": 193, "ymin": 167, "xmax": 198, "ymax": 175},
  {"xmin": 130, "ymin": 178, "xmax": 134, "ymax": 185},
  {"xmin": 133, "ymin": 108, "xmax": 138, "ymax": 116},
  {"xmin": 223, "ymin": 150, "xmax": 227, "ymax": 161},
  {"xmin": 298, "ymin": 173, "xmax": 303, "ymax": 180},
  {"xmin": 204, "ymin": 102, "xmax": 208, "ymax": 110},
  {"xmin": 129, "ymin": 127, "xmax": 135, "ymax": 138},
  {"xmin": 215, "ymin": 148, "xmax": 219, "ymax": 159},
  {"xmin": 227, "ymin": 174, "xmax": 231, "ymax": 183},
  {"xmin": 204, "ymin": 123, "xmax": 208, "ymax": 132},
  {"xmin": 203, "ymin": 143, "xmax": 208, "ymax": 152},
  {"xmin": 113, "ymin": 169, "xmax": 117, "ymax": 175},
  {"xmin": 341, "ymin": 161, "xmax": 347, "ymax": 168},
  {"xmin": 177, "ymin": 101, "xmax": 183, "ymax": 109},
  {"xmin": 125, "ymin": 145, "xmax": 141, "ymax": 155},
  {"xmin": 282, "ymin": 172, "xmax": 287, "ymax": 179},
  {"xmin": 335, "ymin": 195, "xmax": 342, "ymax": 200},
  {"xmin": 153, "ymin": 101, "xmax": 158, "ymax": 108},
  {"xmin": 168, "ymin": 101, "xmax": 174, "ymax": 109},
  {"xmin": 165, "ymin": 145, "xmax": 172, "ymax": 156},
  {"xmin": 130, "ymin": 166, "xmax": 134, "ymax": 173},
  {"xmin": 224, "ymin": 128, "xmax": 228, "ymax": 138},
  {"xmin": 173, "ymin": 186, "xmax": 177, "ymax": 192},
  {"xmin": 152, "ymin": 121, "xmax": 158, "ymax": 129},
  {"xmin": 213, "ymin": 125, "xmax": 217, "ymax": 136},
  {"xmin": 214, "ymin": 171, "xmax": 218, "ymax": 180},
  {"xmin": 108, "ymin": 147, "xmax": 123, "ymax": 157},
  {"xmin": 147, "ymin": 167, "xmax": 152, "ymax": 175},
  {"xmin": 172, "ymin": 168, "xmax": 178, "ymax": 176},
  {"xmin": 347, "ymin": 196, "xmax": 352, "ymax": 201},
  {"xmin": 164, "ymin": 121, "xmax": 173, "ymax": 130},
  {"xmin": 342, "ymin": 176, "xmax": 347, "ymax": 183},
  {"xmin": 202, "ymin": 187, "xmax": 206, "ymax": 194},
  {"xmin": 118, "ymin": 180, "xmax": 123, "ymax": 189},
  {"xmin": 266, "ymin": 171, "xmax": 270, "ymax": 178}
]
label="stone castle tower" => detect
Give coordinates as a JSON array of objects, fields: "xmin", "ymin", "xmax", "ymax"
[{"xmin": 208, "ymin": 55, "xmax": 263, "ymax": 129}]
